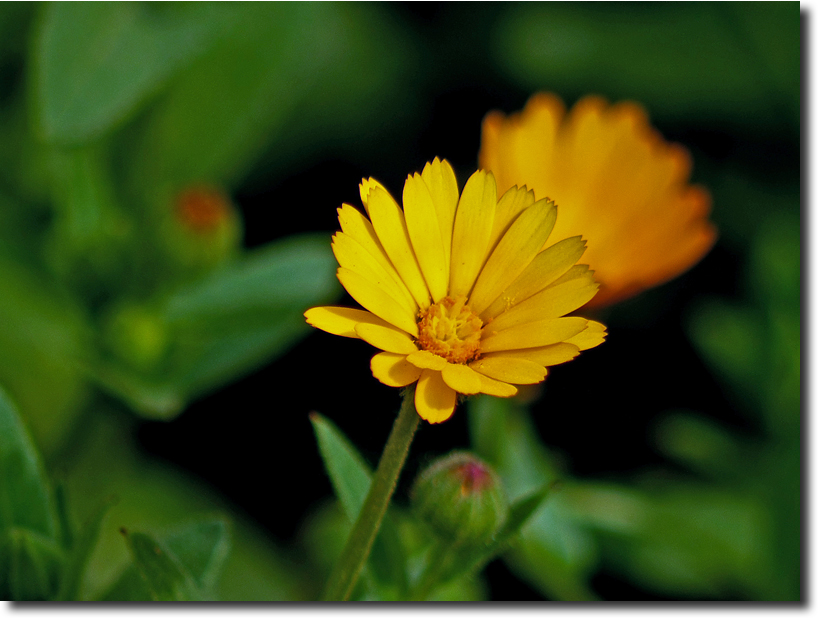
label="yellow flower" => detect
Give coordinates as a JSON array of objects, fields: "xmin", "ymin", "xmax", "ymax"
[
  {"xmin": 304, "ymin": 158, "xmax": 605, "ymax": 424},
  {"xmin": 480, "ymin": 93, "xmax": 717, "ymax": 308}
]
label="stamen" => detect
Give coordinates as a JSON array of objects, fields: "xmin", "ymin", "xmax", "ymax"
[{"xmin": 417, "ymin": 296, "xmax": 483, "ymax": 364}]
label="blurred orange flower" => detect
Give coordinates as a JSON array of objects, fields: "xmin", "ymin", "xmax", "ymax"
[{"xmin": 480, "ymin": 93, "xmax": 717, "ymax": 308}]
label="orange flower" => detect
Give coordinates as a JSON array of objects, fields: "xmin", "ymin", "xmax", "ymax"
[{"xmin": 480, "ymin": 93, "xmax": 717, "ymax": 308}]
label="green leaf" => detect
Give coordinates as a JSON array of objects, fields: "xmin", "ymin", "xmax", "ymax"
[
  {"xmin": 597, "ymin": 486, "xmax": 770, "ymax": 600},
  {"xmin": 688, "ymin": 300, "xmax": 765, "ymax": 409},
  {"xmin": 653, "ymin": 412, "xmax": 746, "ymax": 480},
  {"xmin": 44, "ymin": 144, "xmax": 135, "ymax": 297},
  {"xmin": 0, "ymin": 387, "xmax": 58, "ymax": 539},
  {"xmin": 33, "ymin": 2, "xmax": 231, "ymax": 144},
  {"xmin": 124, "ymin": 2, "xmax": 415, "ymax": 192},
  {"xmin": 164, "ymin": 234, "xmax": 338, "ymax": 325},
  {"xmin": 61, "ymin": 412, "xmax": 301, "ymax": 601},
  {"xmin": 310, "ymin": 414, "xmax": 374, "ymax": 522},
  {"xmin": 498, "ymin": 486, "xmax": 551, "ymax": 542},
  {"xmin": 117, "ymin": 518, "xmax": 230, "ymax": 601},
  {"xmin": 493, "ymin": 2, "xmax": 798, "ymax": 130},
  {"xmin": 55, "ymin": 497, "xmax": 115, "ymax": 601},
  {"xmin": 90, "ymin": 234, "xmax": 339, "ymax": 419},
  {"xmin": 0, "ymin": 528, "xmax": 64, "ymax": 600},
  {"xmin": 310, "ymin": 413, "xmax": 408, "ymax": 599},
  {"xmin": 468, "ymin": 396, "xmax": 599, "ymax": 601},
  {"xmin": 162, "ymin": 518, "xmax": 231, "ymax": 596},
  {"xmin": 98, "ymin": 565, "xmax": 151, "ymax": 602},
  {"xmin": 122, "ymin": 530, "xmax": 201, "ymax": 601},
  {"xmin": 0, "ymin": 261, "xmax": 92, "ymax": 456}
]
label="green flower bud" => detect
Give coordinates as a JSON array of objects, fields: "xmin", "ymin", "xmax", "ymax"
[
  {"xmin": 102, "ymin": 303, "xmax": 168, "ymax": 373},
  {"xmin": 160, "ymin": 185, "xmax": 242, "ymax": 275},
  {"xmin": 411, "ymin": 451, "xmax": 506, "ymax": 545}
]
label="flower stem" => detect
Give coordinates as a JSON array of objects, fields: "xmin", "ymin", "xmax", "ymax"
[{"xmin": 321, "ymin": 387, "xmax": 420, "ymax": 601}]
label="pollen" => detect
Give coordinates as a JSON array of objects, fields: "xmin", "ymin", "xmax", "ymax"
[{"xmin": 417, "ymin": 296, "xmax": 483, "ymax": 364}]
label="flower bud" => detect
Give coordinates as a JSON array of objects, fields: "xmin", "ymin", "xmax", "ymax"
[
  {"xmin": 102, "ymin": 303, "xmax": 168, "ymax": 373},
  {"xmin": 161, "ymin": 185, "xmax": 242, "ymax": 275},
  {"xmin": 411, "ymin": 451, "xmax": 506, "ymax": 545}
]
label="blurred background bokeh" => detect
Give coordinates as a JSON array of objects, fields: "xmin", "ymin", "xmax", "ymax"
[{"xmin": 0, "ymin": 2, "xmax": 800, "ymax": 601}]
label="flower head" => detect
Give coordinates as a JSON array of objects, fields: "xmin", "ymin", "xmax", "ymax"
[
  {"xmin": 305, "ymin": 158, "xmax": 605, "ymax": 423},
  {"xmin": 480, "ymin": 93, "xmax": 717, "ymax": 308}
]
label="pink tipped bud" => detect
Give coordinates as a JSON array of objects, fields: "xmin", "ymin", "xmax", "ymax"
[{"xmin": 411, "ymin": 451, "xmax": 506, "ymax": 545}]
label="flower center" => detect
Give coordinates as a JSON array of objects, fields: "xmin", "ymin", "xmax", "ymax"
[{"xmin": 417, "ymin": 296, "xmax": 483, "ymax": 364}]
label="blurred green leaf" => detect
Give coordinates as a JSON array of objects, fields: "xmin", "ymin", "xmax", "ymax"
[
  {"xmin": 653, "ymin": 412, "xmax": 747, "ymax": 481},
  {"xmin": 33, "ymin": 2, "xmax": 231, "ymax": 144},
  {"xmin": 63, "ymin": 410, "xmax": 303, "ymax": 601},
  {"xmin": 0, "ymin": 260, "xmax": 92, "ymax": 456},
  {"xmin": 494, "ymin": 2, "xmax": 798, "ymax": 130},
  {"xmin": 91, "ymin": 234, "xmax": 339, "ymax": 418},
  {"xmin": 44, "ymin": 145, "xmax": 134, "ymax": 297},
  {"xmin": 0, "ymin": 528, "xmax": 64, "ymax": 600},
  {"xmin": 607, "ymin": 488, "xmax": 767, "ymax": 599},
  {"xmin": 117, "ymin": 518, "xmax": 230, "ymax": 601},
  {"xmin": 164, "ymin": 234, "xmax": 338, "ymax": 324},
  {"xmin": 122, "ymin": 530, "xmax": 202, "ymax": 601},
  {"xmin": 688, "ymin": 300, "xmax": 765, "ymax": 406},
  {"xmin": 125, "ymin": 2, "xmax": 331, "ymax": 190},
  {"xmin": 0, "ymin": 387, "xmax": 58, "ymax": 539},
  {"xmin": 310, "ymin": 412, "xmax": 407, "ymax": 599},
  {"xmin": 162, "ymin": 518, "xmax": 231, "ymax": 597},
  {"xmin": 55, "ymin": 497, "xmax": 115, "ymax": 601},
  {"xmin": 468, "ymin": 395, "xmax": 599, "ymax": 601},
  {"xmin": 98, "ymin": 564, "xmax": 152, "ymax": 602},
  {"xmin": 125, "ymin": 2, "xmax": 415, "ymax": 193}
]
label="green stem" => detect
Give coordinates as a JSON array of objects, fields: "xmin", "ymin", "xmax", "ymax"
[{"xmin": 321, "ymin": 387, "xmax": 420, "ymax": 601}]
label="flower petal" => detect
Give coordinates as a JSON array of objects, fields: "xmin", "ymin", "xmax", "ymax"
[
  {"xmin": 403, "ymin": 173, "xmax": 448, "ymax": 302},
  {"xmin": 415, "ymin": 369, "xmax": 457, "ymax": 424},
  {"xmin": 332, "ymin": 231, "xmax": 417, "ymax": 315},
  {"xmin": 337, "ymin": 204, "xmax": 417, "ymax": 313},
  {"xmin": 469, "ymin": 197, "xmax": 557, "ymax": 316},
  {"xmin": 355, "ymin": 322, "xmax": 418, "ymax": 354},
  {"xmin": 480, "ymin": 317, "xmax": 588, "ymax": 352},
  {"xmin": 337, "ymin": 268, "xmax": 419, "ymax": 336},
  {"xmin": 488, "ymin": 269, "xmax": 599, "ymax": 331},
  {"xmin": 406, "ymin": 350, "xmax": 447, "ymax": 371},
  {"xmin": 482, "ymin": 342, "xmax": 581, "ymax": 367},
  {"xmin": 449, "ymin": 170, "xmax": 497, "ymax": 298},
  {"xmin": 441, "ymin": 363, "xmax": 483, "ymax": 395},
  {"xmin": 304, "ymin": 306, "xmax": 391, "ymax": 338},
  {"xmin": 482, "ymin": 235, "xmax": 587, "ymax": 320},
  {"xmin": 470, "ymin": 356, "xmax": 547, "ymax": 384},
  {"xmin": 421, "ymin": 158, "xmax": 459, "ymax": 270},
  {"xmin": 367, "ymin": 186, "xmax": 431, "ymax": 309},
  {"xmin": 359, "ymin": 177, "xmax": 387, "ymax": 215},
  {"xmin": 480, "ymin": 93, "xmax": 565, "ymax": 198},
  {"xmin": 565, "ymin": 320, "xmax": 607, "ymax": 350},
  {"xmin": 475, "ymin": 374, "xmax": 518, "ymax": 397},
  {"xmin": 371, "ymin": 352, "xmax": 422, "ymax": 387},
  {"xmin": 488, "ymin": 185, "xmax": 537, "ymax": 252}
]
